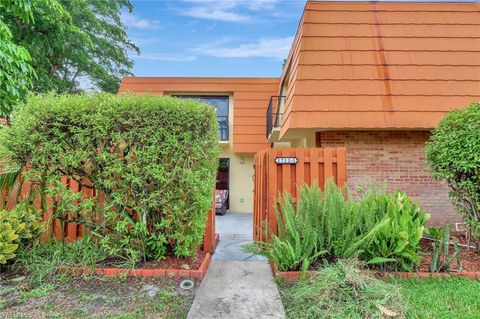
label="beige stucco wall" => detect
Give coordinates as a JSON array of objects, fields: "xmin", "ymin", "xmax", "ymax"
[
  {"xmin": 220, "ymin": 148, "xmax": 254, "ymax": 213},
  {"xmin": 220, "ymin": 145, "xmax": 254, "ymax": 213}
]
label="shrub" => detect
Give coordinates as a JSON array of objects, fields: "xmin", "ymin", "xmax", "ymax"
[
  {"xmin": 0, "ymin": 204, "xmax": 43, "ymax": 264},
  {"xmin": 278, "ymin": 260, "xmax": 407, "ymax": 319},
  {"xmin": 356, "ymin": 190, "xmax": 430, "ymax": 271},
  {"xmin": 425, "ymin": 102, "xmax": 480, "ymax": 248},
  {"xmin": 0, "ymin": 93, "xmax": 219, "ymax": 260},
  {"xmin": 249, "ymin": 180, "xmax": 429, "ymax": 271}
]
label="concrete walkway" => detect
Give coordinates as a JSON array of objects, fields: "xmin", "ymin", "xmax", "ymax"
[
  {"xmin": 187, "ymin": 260, "xmax": 285, "ymax": 319},
  {"xmin": 213, "ymin": 212, "xmax": 267, "ymax": 262},
  {"xmin": 187, "ymin": 213, "xmax": 286, "ymax": 319}
]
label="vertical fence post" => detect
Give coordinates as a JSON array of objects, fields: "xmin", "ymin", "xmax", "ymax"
[{"xmin": 203, "ymin": 190, "xmax": 216, "ymax": 254}]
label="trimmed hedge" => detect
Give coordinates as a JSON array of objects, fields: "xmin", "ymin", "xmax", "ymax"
[
  {"xmin": 425, "ymin": 101, "xmax": 480, "ymax": 246},
  {"xmin": 0, "ymin": 93, "xmax": 219, "ymax": 259}
]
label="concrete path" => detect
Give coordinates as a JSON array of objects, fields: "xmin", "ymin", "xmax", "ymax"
[
  {"xmin": 187, "ymin": 213, "xmax": 286, "ymax": 319},
  {"xmin": 187, "ymin": 260, "xmax": 286, "ymax": 319},
  {"xmin": 213, "ymin": 212, "xmax": 267, "ymax": 261}
]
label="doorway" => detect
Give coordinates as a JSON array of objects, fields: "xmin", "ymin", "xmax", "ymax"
[{"xmin": 216, "ymin": 158, "xmax": 229, "ymax": 210}]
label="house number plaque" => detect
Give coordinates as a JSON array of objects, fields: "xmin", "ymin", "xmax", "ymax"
[{"xmin": 275, "ymin": 157, "xmax": 298, "ymax": 165}]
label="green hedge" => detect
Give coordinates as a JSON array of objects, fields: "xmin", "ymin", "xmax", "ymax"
[
  {"xmin": 0, "ymin": 93, "xmax": 219, "ymax": 260},
  {"xmin": 425, "ymin": 101, "xmax": 480, "ymax": 245}
]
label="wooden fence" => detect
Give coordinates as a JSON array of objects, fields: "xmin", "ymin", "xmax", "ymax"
[
  {"xmin": 253, "ymin": 147, "xmax": 347, "ymax": 241},
  {"xmin": 1, "ymin": 174, "xmax": 216, "ymax": 253}
]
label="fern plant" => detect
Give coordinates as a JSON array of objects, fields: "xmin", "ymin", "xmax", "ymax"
[
  {"xmin": 248, "ymin": 180, "xmax": 429, "ymax": 272},
  {"xmin": 245, "ymin": 185, "xmax": 327, "ymax": 271}
]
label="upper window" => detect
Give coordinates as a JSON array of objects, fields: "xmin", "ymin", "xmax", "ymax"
[{"xmin": 173, "ymin": 95, "xmax": 229, "ymax": 141}]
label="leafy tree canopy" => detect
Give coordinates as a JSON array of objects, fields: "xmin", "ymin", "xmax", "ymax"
[
  {"xmin": 0, "ymin": 0, "xmax": 37, "ymax": 117},
  {"xmin": 5, "ymin": 0, "xmax": 139, "ymax": 95}
]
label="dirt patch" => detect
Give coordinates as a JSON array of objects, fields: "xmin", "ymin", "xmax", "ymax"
[{"xmin": 0, "ymin": 275, "xmax": 197, "ymax": 319}]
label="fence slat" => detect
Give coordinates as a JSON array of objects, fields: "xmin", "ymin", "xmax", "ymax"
[
  {"xmin": 267, "ymin": 149, "xmax": 279, "ymax": 237},
  {"xmin": 66, "ymin": 178, "xmax": 79, "ymax": 242},
  {"xmin": 324, "ymin": 147, "xmax": 333, "ymax": 181},
  {"xmin": 253, "ymin": 147, "xmax": 347, "ymax": 239},
  {"xmin": 337, "ymin": 147, "xmax": 347, "ymax": 187}
]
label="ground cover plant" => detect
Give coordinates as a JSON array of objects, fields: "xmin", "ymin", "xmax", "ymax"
[
  {"xmin": 0, "ymin": 93, "xmax": 219, "ymax": 266},
  {"xmin": 247, "ymin": 180, "xmax": 429, "ymax": 272},
  {"xmin": 425, "ymin": 101, "xmax": 480, "ymax": 249},
  {"xmin": 0, "ymin": 204, "xmax": 43, "ymax": 265}
]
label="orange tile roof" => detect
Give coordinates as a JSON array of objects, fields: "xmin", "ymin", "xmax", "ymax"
[{"xmin": 280, "ymin": 1, "xmax": 480, "ymax": 137}]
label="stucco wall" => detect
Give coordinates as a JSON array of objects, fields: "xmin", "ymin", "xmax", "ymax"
[
  {"xmin": 219, "ymin": 147, "xmax": 254, "ymax": 213},
  {"xmin": 318, "ymin": 131, "xmax": 457, "ymax": 225}
]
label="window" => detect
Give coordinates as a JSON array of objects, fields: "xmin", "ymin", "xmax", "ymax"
[{"xmin": 173, "ymin": 95, "xmax": 229, "ymax": 141}]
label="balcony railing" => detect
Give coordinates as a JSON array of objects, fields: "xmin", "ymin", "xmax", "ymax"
[
  {"xmin": 266, "ymin": 96, "xmax": 285, "ymax": 139},
  {"xmin": 218, "ymin": 116, "xmax": 229, "ymax": 141}
]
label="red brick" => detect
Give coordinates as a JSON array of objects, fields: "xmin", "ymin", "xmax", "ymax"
[
  {"xmin": 319, "ymin": 131, "xmax": 457, "ymax": 224},
  {"xmin": 153, "ymin": 269, "xmax": 166, "ymax": 277},
  {"xmin": 95, "ymin": 268, "xmax": 105, "ymax": 276},
  {"xmin": 178, "ymin": 270, "xmax": 191, "ymax": 278},
  {"xmin": 141, "ymin": 269, "xmax": 155, "ymax": 277},
  {"xmin": 104, "ymin": 268, "xmax": 118, "ymax": 277},
  {"xmin": 166, "ymin": 269, "xmax": 178, "ymax": 277},
  {"xmin": 128, "ymin": 269, "xmax": 141, "ymax": 277},
  {"xmin": 191, "ymin": 270, "xmax": 202, "ymax": 280}
]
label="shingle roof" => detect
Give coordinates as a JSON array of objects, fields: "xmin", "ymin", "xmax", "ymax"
[{"xmin": 280, "ymin": 1, "xmax": 480, "ymax": 137}]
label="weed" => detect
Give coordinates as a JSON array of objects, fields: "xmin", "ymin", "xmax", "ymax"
[
  {"xmin": 20, "ymin": 284, "xmax": 55, "ymax": 300},
  {"xmin": 14, "ymin": 236, "xmax": 107, "ymax": 287},
  {"xmin": 80, "ymin": 293, "xmax": 99, "ymax": 303},
  {"xmin": 43, "ymin": 301, "xmax": 55, "ymax": 311}
]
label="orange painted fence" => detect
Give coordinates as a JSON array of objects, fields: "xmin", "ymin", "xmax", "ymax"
[
  {"xmin": 253, "ymin": 147, "xmax": 347, "ymax": 241},
  {"xmin": 2, "ymin": 174, "xmax": 216, "ymax": 253}
]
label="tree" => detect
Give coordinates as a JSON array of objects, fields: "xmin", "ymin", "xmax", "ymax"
[
  {"xmin": 0, "ymin": 0, "xmax": 36, "ymax": 117},
  {"xmin": 6, "ymin": 0, "xmax": 139, "ymax": 94},
  {"xmin": 425, "ymin": 102, "xmax": 480, "ymax": 249}
]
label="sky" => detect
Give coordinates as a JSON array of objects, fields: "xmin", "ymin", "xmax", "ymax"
[
  {"xmin": 123, "ymin": 0, "xmax": 475, "ymax": 78},
  {"xmin": 123, "ymin": 0, "xmax": 307, "ymax": 77}
]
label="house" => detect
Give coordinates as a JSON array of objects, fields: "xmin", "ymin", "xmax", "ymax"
[{"xmin": 119, "ymin": 1, "xmax": 480, "ymax": 224}]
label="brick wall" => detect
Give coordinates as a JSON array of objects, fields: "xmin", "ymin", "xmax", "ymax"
[{"xmin": 318, "ymin": 131, "xmax": 457, "ymax": 225}]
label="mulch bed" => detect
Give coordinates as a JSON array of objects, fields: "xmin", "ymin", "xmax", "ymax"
[{"xmin": 418, "ymin": 237, "xmax": 480, "ymax": 272}]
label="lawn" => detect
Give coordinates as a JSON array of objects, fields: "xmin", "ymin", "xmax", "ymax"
[
  {"xmin": 398, "ymin": 278, "xmax": 480, "ymax": 319},
  {"xmin": 0, "ymin": 275, "xmax": 196, "ymax": 319},
  {"xmin": 277, "ymin": 261, "xmax": 480, "ymax": 319}
]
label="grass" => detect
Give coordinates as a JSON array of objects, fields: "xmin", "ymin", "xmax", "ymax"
[
  {"xmin": 398, "ymin": 278, "xmax": 480, "ymax": 319},
  {"xmin": 278, "ymin": 261, "xmax": 480, "ymax": 319},
  {"xmin": 277, "ymin": 260, "xmax": 406, "ymax": 319},
  {"xmin": 13, "ymin": 236, "xmax": 109, "ymax": 287}
]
